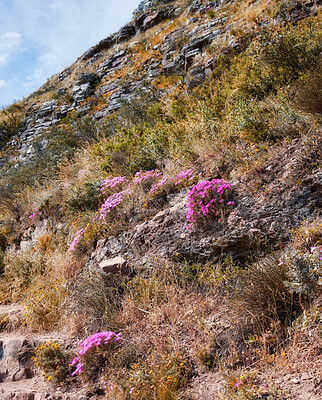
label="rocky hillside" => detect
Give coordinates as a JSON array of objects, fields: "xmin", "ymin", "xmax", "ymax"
[{"xmin": 0, "ymin": 0, "xmax": 321, "ymax": 399}]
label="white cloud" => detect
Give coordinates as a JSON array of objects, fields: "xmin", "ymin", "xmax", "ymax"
[
  {"xmin": 38, "ymin": 52, "xmax": 61, "ymax": 68},
  {"xmin": 0, "ymin": 80, "xmax": 6, "ymax": 88},
  {"xmin": 0, "ymin": 32, "xmax": 22, "ymax": 65},
  {"xmin": 0, "ymin": 0, "xmax": 141, "ymax": 106}
]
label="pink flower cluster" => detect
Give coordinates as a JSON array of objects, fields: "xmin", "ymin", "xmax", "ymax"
[
  {"xmin": 149, "ymin": 169, "xmax": 195, "ymax": 195},
  {"xmin": 149, "ymin": 175, "xmax": 171, "ymax": 195},
  {"xmin": 68, "ymin": 226, "xmax": 88, "ymax": 251},
  {"xmin": 99, "ymin": 189, "xmax": 132, "ymax": 220},
  {"xmin": 69, "ymin": 169, "xmax": 228, "ymax": 250},
  {"xmin": 174, "ymin": 168, "xmax": 195, "ymax": 185},
  {"xmin": 71, "ymin": 331, "xmax": 122, "ymax": 376},
  {"xmin": 99, "ymin": 176, "xmax": 128, "ymax": 194},
  {"xmin": 186, "ymin": 179, "xmax": 234, "ymax": 229},
  {"xmin": 28, "ymin": 208, "xmax": 42, "ymax": 224},
  {"xmin": 132, "ymin": 170, "xmax": 162, "ymax": 185}
]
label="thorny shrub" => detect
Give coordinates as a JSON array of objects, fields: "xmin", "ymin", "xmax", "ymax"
[
  {"xmin": 3, "ymin": 247, "xmax": 47, "ymax": 301},
  {"xmin": 32, "ymin": 341, "xmax": 72, "ymax": 385},
  {"xmin": 294, "ymin": 59, "xmax": 322, "ymax": 115},
  {"xmin": 231, "ymin": 247, "xmax": 322, "ymax": 344},
  {"xmin": 230, "ymin": 255, "xmax": 301, "ymax": 339},
  {"xmin": 67, "ymin": 267, "xmax": 126, "ymax": 335}
]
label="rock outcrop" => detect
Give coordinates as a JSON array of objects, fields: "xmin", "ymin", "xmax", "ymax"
[
  {"xmin": 88, "ymin": 136, "xmax": 321, "ymax": 268},
  {"xmin": 1, "ymin": 0, "xmax": 320, "ymax": 166}
]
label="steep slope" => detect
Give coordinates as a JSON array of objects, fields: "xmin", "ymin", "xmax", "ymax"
[{"xmin": 0, "ymin": 0, "xmax": 321, "ymax": 399}]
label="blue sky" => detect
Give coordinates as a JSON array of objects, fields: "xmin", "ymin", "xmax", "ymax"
[{"xmin": 0, "ymin": 0, "xmax": 140, "ymax": 107}]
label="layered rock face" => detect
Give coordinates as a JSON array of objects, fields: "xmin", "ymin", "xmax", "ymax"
[{"xmin": 1, "ymin": 0, "xmax": 320, "ymax": 164}]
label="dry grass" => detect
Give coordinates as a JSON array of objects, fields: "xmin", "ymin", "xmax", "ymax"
[{"xmin": 292, "ymin": 217, "xmax": 322, "ymax": 252}]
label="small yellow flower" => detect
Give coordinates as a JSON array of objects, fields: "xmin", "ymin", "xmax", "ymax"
[{"xmin": 47, "ymin": 376, "xmax": 52, "ymax": 380}]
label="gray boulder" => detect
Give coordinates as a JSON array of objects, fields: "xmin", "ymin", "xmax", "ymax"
[
  {"xmin": 81, "ymin": 35, "xmax": 115, "ymax": 61},
  {"xmin": 36, "ymin": 100, "xmax": 57, "ymax": 119},
  {"xmin": 115, "ymin": 24, "xmax": 136, "ymax": 43}
]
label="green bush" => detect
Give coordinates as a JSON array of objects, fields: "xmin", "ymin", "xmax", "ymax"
[
  {"xmin": 118, "ymin": 84, "xmax": 163, "ymax": 127},
  {"xmin": 112, "ymin": 352, "xmax": 193, "ymax": 400},
  {"xmin": 66, "ymin": 181, "xmax": 101, "ymax": 212},
  {"xmin": 102, "ymin": 125, "xmax": 169, "ymax": 174},
  {"xmin": 253, "ymin": 19, "xmax": 322, "ymax": 88},
  {"xmin": 4, "ymin": 247, "xmax": 47, "ymax": 292},
  {"xmin": 22, "ymin": 275, "xmax": 66, "ymax": 331},
  {"xmin": 226, "ymin": 97, "xmax": 268, "ymax": 141}
]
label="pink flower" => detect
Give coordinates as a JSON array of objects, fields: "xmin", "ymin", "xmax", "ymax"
[
  {"xmin": 68, "ymin": 225, "xmax": 89, "ymax": 251},
  {"xmin": 71, "ymin": 331, "xmax": 122, "ymax": 376},
  {"xmin": 28, "ymin": 208, "xmax": 42, "ymax": 224},
  {"xmin": 186, "ymin": 179, "xmax": 233, "ymax": 227},
  {"xmin": 132, "ymin": 170, "xmax": 161, "ymax": 185},
  {"xmin": 100, "ymin": 176, "xmax": 128, "ymax": 193},
  {"xmin": 99, "ymin": 189, "xmax": 131, "ymax": 220},
  {"xmin": 71, "ymin": 356, "xmax": 80, "ymax": 365},
  {"xmin": 71, "ymin": 362, "xmax": 83, "ymax": 376},
  {"xmin": 174, "ymin": 169, "xmax": 194, "ymax": 185}
]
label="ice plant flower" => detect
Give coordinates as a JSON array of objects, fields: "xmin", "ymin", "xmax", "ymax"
[
  {"xmin": 99, "ymin": 189, "xmax": 131, "ymax": 220},
  {"xmin": 99, "ymin": 176, "xmax": 128, "ymax": 194},
  {"xmin": 71, "ymin": 362, "xmax": 83, "ymax": 376},
  {"xmin": 28, "ymin": 208, "xmax": 42, "ymax": 224},
  {"xmin": 174, "ymin": 168, "xmax": 194, "ymax": 185},
  {"xmin": 68, "ymin": 225, "xmax": 89, "ymax": 251},
  {"xmin": 149, "ymin": 174, "xmax": 171, "ymax": 194},
  {"xmin": 186, "ymin": 179, "xmax": 233, "ymax": 228},
  {"xmin": 132, "ymin": 170, "xmax": 162, "ymax": 185},
  {"xmin": 71, "ymin": 331, "xmax": 122, "ymax": 376}
]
